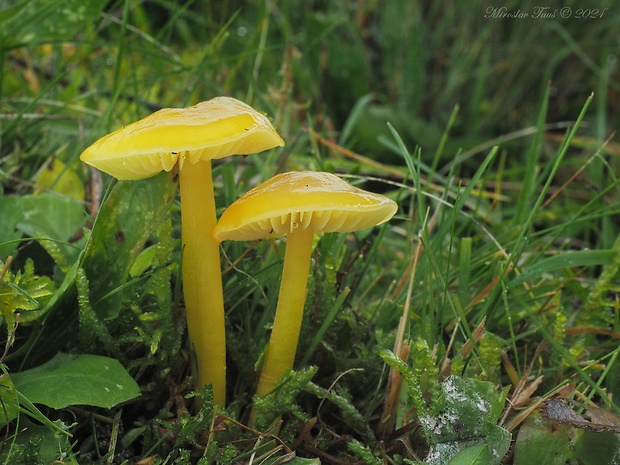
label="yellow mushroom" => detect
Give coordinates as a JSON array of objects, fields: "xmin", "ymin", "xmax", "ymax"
[
  {"xmin": 212, "ymin": 171, "xmax": 397, "ymax": 421},
  {"xmin": 80, "ymin": 97, "xmax": 284, "ymax": 406}
]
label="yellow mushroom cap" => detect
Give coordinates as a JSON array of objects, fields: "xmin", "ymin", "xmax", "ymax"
[
  {"xmin": 79, "ymin": 97, "xmax": 285, "ymax": 180},
  {"xmin": 213, "ymin": 171, "xmax": 397, "ymax": 242}
]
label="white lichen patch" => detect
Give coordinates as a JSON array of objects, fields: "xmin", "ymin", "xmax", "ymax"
[
  {"xmin": 424, "ymin": 442, "xmax": 465, "ymax": 465},
  {"xmin": 420, "ymin": 407, "xmax": 460, "ymax": 436},
  {"xmin": 421, "ymin": 376, "xmax": 510, "ymax": 464},
  {"xmin": 445, "ymin": 375, "xmax": 491, "ymax": 417},
  {"xmin": 442, "ymin": 376, "xmax": 468, "ymax": 404}
]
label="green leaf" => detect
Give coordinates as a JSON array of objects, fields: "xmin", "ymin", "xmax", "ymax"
[
  {"xmin": 80, "ymin": 171, "xmax": 178, "ymax": 320},
  {"xmin": 0, "ymin": 195, "xmax": 23, "ymax": 259},
  {"xmin": 421, "ymin": 376, "xmax": 511, "ymax": 464},
  {"xmin": 514, "ymin": 411, "xmax": 581, "ymax": 465},
  {"xmin": 11, "ymin": 352, "xmax": 141, "ymax": 409},
  {"xmin": 514, "ymin": 410, "xmax": 620, "ymax": 465},
  {"xmin": 16, "ymin": 194, "xmax": 85, "ymax": 242},
  {"xmin": 0, "ymin": 417, "xmax": 73, "ymax": 464},
  {"xmin": 14, "ymin": 193, "xmax": 85, "ymax": 264},
  {"xmin": 448, "ymin": 444, "xmax": 490, "ymax": 465},
  {"xmin": 574, "ymin": 430, "xmax": 620, "ymax": 465},
  {"xmin": 0, "ymin": 372, "xmax": 19, "ymax": 427}
]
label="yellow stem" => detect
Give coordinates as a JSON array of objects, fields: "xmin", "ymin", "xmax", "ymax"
[
  {"xmin": 179, "ymin": 159, "xmax": 226, "ymax": 406},
  {"xmin": 250, "ymin": 227, "xmax": 314, "ymax": 424}
]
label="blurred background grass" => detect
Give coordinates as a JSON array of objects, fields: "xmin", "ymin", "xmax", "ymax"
[
  {"xmin": 3, "ymin": 0, "xmax": 618, "ymax": 177},
  {"xmin": 2, "ymin": 0, "xmax": 620, "ymax": 463}
]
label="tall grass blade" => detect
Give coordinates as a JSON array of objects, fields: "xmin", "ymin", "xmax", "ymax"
[{"xmin": 513, "ymin": 82, "xmax": 550, "ymax": 225}]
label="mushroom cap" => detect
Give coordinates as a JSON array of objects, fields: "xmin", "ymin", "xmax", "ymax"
[
  {"xmin": 213, "ymin": 171, "xmax": 397, "ymax": 242},
  {"xmin": 80, "ymin": 97, "xmax": 284, "ymax": 180}
]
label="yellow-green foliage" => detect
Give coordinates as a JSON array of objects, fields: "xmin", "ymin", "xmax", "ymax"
[
  {"xmin": 580, "ymin": 234, "xmax": 620, "ymax": 327},
  {"xmin": 0, "ymin": 259, "xmax": 55, "ymax": 326}
]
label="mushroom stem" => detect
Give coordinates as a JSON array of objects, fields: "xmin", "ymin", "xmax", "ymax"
[
  {"xmin": 179, "ymin": 159, "xmax": 226, "ymax": 406},
  {"xmin": 251, "ymin": 227, "xmax": 314, "ymax": 421}
]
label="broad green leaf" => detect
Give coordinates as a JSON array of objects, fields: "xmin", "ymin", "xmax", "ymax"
[
  {"xmin": 15, "ymin": 389, "xmax": 72, "ymax": 435},
  {"xmin": 11, "ymin": 352, "xmax": 141, "ymax": 409},
  {"xmin": 448, "ymin": 444, "xmax": 490, "ymax": 465},
  {"xmin": 574, "ymin": 429, "xmax": 620, "ymax": 465},
  {"xmin": 514, "ymin": 411, "xmax": 582, "ymax": 465},
  {"xmin": 421, "ymin": 376, "xmax": 507, "ymax": 442},
  {"xmin": 426, "ymin": 426, "xmax": 510, "ymax": 465},
  {"xmin": 421, "ymin": 376, "xmax": 511, "ymax": 464},
  {"xmin": 16, "ymin": 194, "xmax": 85, "ymax": 241},
  {"xmin": 514, "ymin": 410, "xmax": 620, "ymax": 465},
  {"xmin": 0, "ymin": 417, "xmax": 73, "ymax": 464},
  {"xmin": 0, "ymin": 372, "xmax": 19, "ymax": 427},
  {"xmin": 15, "ymin": 193, "xmax": 86, "ymax": 264},
  {"xmin": 80, "ymin": 171, "xmax": 178, "ymax": 320},
  {"xmin": 0, "ymin": 195, "xmax": 22, "ymax": 259},
  {"xmin": 484, "ymin": 424, "xmax": 512, "ymax": 464}
]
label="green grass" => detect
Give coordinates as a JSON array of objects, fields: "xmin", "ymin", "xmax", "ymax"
[{"xmin": 1, "ymin": 0, "xmax": 620, "ymax": 463}]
